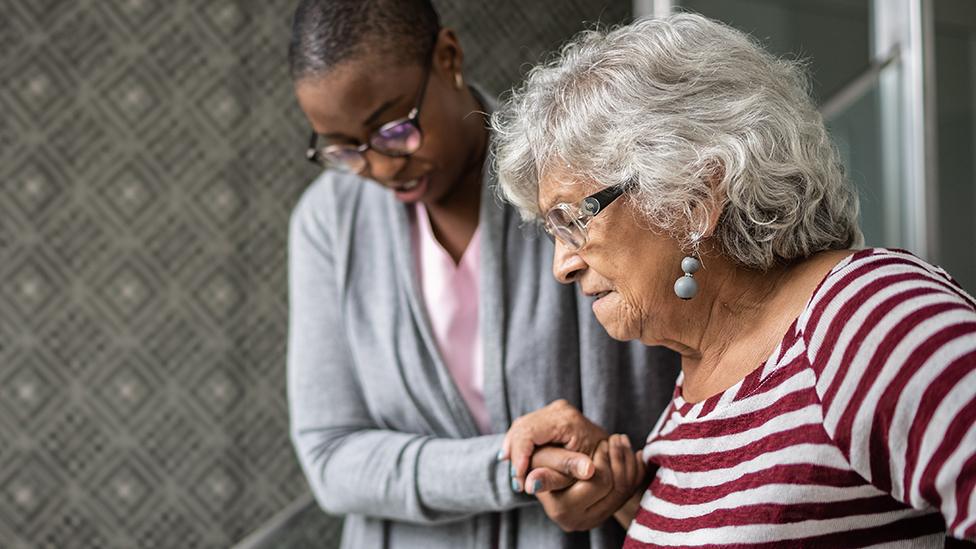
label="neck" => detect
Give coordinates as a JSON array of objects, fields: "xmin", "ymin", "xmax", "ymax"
[
  {"xmin": 658, "ymin": 252, "xmax": 793, "ymax": 402},
  {"xmin": 424, "ymin": 88, "xmax": 488, "ymax": 263}
]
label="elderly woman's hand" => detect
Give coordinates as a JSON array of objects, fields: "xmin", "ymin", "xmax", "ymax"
[
  {"xmin": 501, "ymin": 399, "xmax": 608, "ymax": 489},
  {"xmin": 535, "ymin": 435, "xmax": 647, "ymax": 532}
]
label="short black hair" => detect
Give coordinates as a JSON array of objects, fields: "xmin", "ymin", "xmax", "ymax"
[{"xmin": 288, "ymin": 0, "xmax": 441, "ymax": 82}]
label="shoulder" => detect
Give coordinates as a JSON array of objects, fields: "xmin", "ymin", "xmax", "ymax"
[
  {"xmin": 290, "ymin": 170, "xmax": 396, "ymax": 247},
  {"xmin": 291, "ymin": 171, "xmax": 366, "ymax": 226},
  {"xmin": 797, "ymin": 247, "xmax": 976, "ymax": 369}
]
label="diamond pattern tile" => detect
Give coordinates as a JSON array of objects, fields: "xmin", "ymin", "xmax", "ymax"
[
  {"xmin": 4, "ymin": 50, "xmax": 77, "ymax": 128},
  {"xmin": 0, "ymin": 356, "xmax": 65, "ymax": 430},
  {"xmin": 0, "ymin": 1, "xmax": 632, "ymax": 547},
  {"xmin": 41, "ymin": 409, "xmax": 113, "ymax": 479},
  {"xmin": 0, "ymin": 453, "xmax": 65, "ymax": 535}
]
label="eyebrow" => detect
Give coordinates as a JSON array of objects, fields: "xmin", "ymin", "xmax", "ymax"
[
  {"xmin": 363, "ymin": 95, "xmax": 405, "ymax": 127},
  {"xmin": 539, "ymin": 182, "xmax": 575, "ymax": 213},
  {"xmin": 316, "ymin": 94, "xmax": 406, "ymax": 140},
  {"xmin": 539, "ymin": 194, "xmax": 564, "ymax": 216}
]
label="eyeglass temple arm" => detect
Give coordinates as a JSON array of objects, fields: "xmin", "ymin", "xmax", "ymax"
[{"xmin": 582, "ymin": 185, "xmax": 627, "ymax": 215}]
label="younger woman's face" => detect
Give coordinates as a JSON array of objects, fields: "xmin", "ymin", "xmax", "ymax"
[{"xmin": 294, "ymin": 30, "xmax": 479, "ymax": 205}]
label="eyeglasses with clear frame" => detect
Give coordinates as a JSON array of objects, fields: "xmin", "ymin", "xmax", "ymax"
[
  {"xmin": 543, "ymin": 185, "xmax": 627, "ymax": 251},
  {"xmin": 304, "ymin": 39, "xmax": 435, "ymax": 174}
]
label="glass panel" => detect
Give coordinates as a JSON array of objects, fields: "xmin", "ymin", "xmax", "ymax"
[
  {"xmin": 677, "ymin": 0, "xmax": 871, "ymax": 103},
  {"xmin": 934, "ymin": 0, "xmax": 976, "ymax": 293},
  {"xmin": 825, "ymin": 77, "xmax": 887, "ymax": 247}
]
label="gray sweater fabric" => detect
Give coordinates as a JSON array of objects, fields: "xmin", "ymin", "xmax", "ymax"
[{"xmin": 287, "ymin": 160, "xmax": 680, "ymax": 548}]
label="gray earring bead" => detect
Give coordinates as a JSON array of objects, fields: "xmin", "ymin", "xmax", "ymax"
[{"xmin": 674, "ymin": 256, "xmax": 701, "ymax": 300}]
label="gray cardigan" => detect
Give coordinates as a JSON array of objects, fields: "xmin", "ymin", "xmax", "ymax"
[{"xmin": 287, "ymin": 162, "xmax": 679, "ymax": 548}]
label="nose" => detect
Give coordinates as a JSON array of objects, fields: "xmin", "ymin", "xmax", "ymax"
[
  {"xmin": 363, "ymin": 150, "xmax": 409, "ymax": 184},
  {"xmin": 552, "ymin": 240, "xmax": 587, "ymax": 284}
]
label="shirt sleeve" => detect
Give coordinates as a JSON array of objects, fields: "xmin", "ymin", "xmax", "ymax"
[
  {"xmin": 801, "ymin": 250, "xmax": 976, "ymax": 541},
  {"xmin": 287, "ymin": 187, "xmax": 531, "ymax": 524}
]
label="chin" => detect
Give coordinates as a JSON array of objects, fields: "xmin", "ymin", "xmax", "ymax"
[
  {"xmin": 592, "ymin": 294, "xmax": 640, "ymax": 342},
  {"xmin": 592, "ymin": 312, "xmax": 638, "ymax": 342}
]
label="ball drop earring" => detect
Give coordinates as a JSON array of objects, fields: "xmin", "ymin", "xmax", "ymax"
[{"xmin": 673, "ymin": 256, "xmax": 701, "ymax": 300}]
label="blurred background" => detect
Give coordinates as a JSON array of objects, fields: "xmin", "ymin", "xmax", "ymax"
[{"xmin": 0, "ymin": 0, "xmax": 972, "ymax": 548}]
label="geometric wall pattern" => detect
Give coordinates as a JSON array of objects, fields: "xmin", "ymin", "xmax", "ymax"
[{"xmin": 0, "ymin": 1, "xmax": 629, "ymax": 547}]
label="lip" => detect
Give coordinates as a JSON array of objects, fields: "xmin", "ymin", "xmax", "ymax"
[
  {"xmin": 591, "ymin": 290, "xmax": 614, "ymax": 315},
  {"xmin": 391, "ymin": 174, "xmax": 429, "ymax": 203},
  {"xmin": 583, "ymin": 289, "xmax": 613, "ymax": 299}
]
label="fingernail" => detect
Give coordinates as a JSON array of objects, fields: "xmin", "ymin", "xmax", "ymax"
[
  {"xmin": 532, "ymin": 479, "xmax": 542, "ymax": 494},
  {"xmin": 510, "ymin": 464, "xmax": 516, "ymax": 477},
  {"xmin": 511, "ymin": 478, "xmax": 521, "ymax": 492},
  {"xmin": 496, "ymin": 449, "xmax": 505, "ymax": 461},
  {"xmin": 576, "ymin": 460, "xmax": 590, "ymax": 477}
]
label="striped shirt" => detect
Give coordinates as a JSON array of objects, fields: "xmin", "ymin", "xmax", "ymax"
[{"xmin": 625, "ymin": 248, "xmax": 976, "ymax": 548}]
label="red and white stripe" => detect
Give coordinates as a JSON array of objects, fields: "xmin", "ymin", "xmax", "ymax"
[{"xmin": 625, "ymin": 248, "xmax": 976, "ymax": 548}]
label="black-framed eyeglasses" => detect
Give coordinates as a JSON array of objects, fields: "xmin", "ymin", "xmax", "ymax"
[
  {"xmin": 305, "ymin": 45, "xmax": 435, "ymax": 174},
  {"xmin": 544, "ymin": 185, "xmax": 627, "ymax": 251}
]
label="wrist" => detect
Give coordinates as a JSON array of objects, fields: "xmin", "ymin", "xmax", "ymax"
[{"xmin": 613, "ymin": 493, "xmax": 641, "ymax": 529}]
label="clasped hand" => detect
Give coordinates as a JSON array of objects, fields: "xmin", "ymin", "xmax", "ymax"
[{"xmin": 500, "ymin": 399, "xmax": 647, "ymax": 531}]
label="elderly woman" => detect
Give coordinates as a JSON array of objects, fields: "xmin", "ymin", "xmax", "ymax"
[{"xmin": 491, "ymin": 13, "xmax": 976, "ymax": 547}]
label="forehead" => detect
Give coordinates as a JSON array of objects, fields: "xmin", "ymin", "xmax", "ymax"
[
  {"xmin": 536, "ymin": 167, "xmax": 601, "ymax": 212},
  {"xmin": 294, "ymin": 60, "xmax": 421, "ymax": 133}
]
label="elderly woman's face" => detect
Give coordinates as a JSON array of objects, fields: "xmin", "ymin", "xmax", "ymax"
[{"xmin": 538, "ymin": 173, "xmax": 684, "ymax": 344}]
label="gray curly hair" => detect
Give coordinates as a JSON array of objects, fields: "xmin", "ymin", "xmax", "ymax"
[{"xmin": 491, "ymin": 12, "xmax": 862, "ymax": 270}]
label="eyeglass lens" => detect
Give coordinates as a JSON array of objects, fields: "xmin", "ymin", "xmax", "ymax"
[{"xmin": 546, "ymin": 207, "xmax": 587, "ymax": 249}]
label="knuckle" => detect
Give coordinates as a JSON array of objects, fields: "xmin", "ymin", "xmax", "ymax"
[{"xmin": 560, "ymin": 457, "xmax": 575, "ymax": 475}]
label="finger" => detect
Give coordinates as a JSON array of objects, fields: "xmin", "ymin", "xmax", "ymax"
[
  {"xmin": 531, "ymin": 446, "xmax": 595, "ymax": 481},
  {"xmin": 609, "ymin": 435, "xmax": 630, "ymax": 498},
  {"xmin": 511, "ymin": 421, "xmax": 578, "ymax": 486},
  {"xmin": 510, "ymin": 434, "xmax": 536, "ymax": 489},
  {"xmin": 633, "ymin": 448, "xmax": 646, "ymax": 488},
  {"xmin": 621, "ymin": 435, "xmax": 636, "ymax": 490},
  {"xmin": 583, "ymin": 439, "xmax": 633, "ymax": 519},
  {"xmin": 525, "ymin": 467, "xmax": 574, "ymax": 495},
  {"xmin": 559, "ymin": 440, "xmax": 611, "ymax": 510}
]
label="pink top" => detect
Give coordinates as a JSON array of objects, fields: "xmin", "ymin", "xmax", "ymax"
[{"xmin": 412, "ymin": 204, "xmax": 490, "ymax": 435}]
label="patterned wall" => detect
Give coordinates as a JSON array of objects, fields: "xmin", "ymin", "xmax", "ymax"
[{"xmin": 0, "ymin": 1, "xmax": 629, "ymax": 548}]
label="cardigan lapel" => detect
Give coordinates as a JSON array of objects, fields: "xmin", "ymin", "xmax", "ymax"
[
  {"xmin": 386, "ymin": 193, "xmax": 483, "ymax": 438},
  {"xmin": 478, "ymin": 165, "xmax": 512, "ymax": 432}
]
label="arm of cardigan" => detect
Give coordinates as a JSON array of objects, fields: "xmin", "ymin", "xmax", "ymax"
[{"xmin": 293, "ymin": 429, "xmax": 534, "ymax": 524}]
